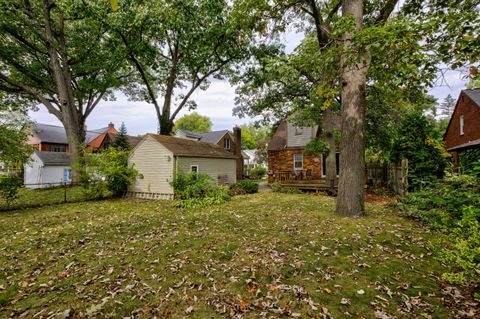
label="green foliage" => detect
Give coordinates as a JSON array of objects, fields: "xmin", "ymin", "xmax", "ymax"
[
  {"xmin": 173, "ymin": 113, "xmax": 212, "ymax": 133},
  {"xmin": 399, "ymin": 173, "xmax": 480, "ymax": 285},
  {"xmin": 112, "ymin": 122, "xmax": 131, "ymax": 151},
  {"xmin": 458, "ymin": 149, "xmax": 480, "ymax": 175},
  {"xmin": 240, "ymin": 123, "xmax": 270, "ymax": 150},
  {"xmin": 171, "ymin": 171, "xmax": 230, "ymax": 208},
  {"xmin": 249, "ymin": 166, "xmax": 267, "ymax": 180},
  {"xmin": 80, "ymin": 148, "xmax": 138, "ymax": 198},
  {"xmin": 0, "ymin": 175, "xmax": 22, "ymax": 206},
  {"xmin": 232, "ymin": 180, "xmax": 258, "ymax": 194},
  {"xmin": 391, "ymin": 109, "xmax": 450, "ymax": 191},
  {"xmin": 441, "ymin": 206, "xmax": 480, "ymax": 285},
  {"xmin": 304, "ymin": 138, "xmax": 329, "ymax": 156}
]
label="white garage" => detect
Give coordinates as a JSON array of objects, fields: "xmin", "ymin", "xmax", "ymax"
[
  {"xmin": 128, "ymin": 134, "xmax": 239, "ymax": 200},
  {"xmin": 24, "ymin": 151, "xmax": 72, "ymax": 188}
]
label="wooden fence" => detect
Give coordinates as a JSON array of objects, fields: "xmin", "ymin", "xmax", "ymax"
[{"xmin": 366, "ymin": 159, "xmax": 408, "ymax": 196}]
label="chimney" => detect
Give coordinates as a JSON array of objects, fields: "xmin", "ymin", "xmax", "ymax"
[
  {"xmin": 233, "ymin": 126, "xmax": 243, "ymax": 180},
  {"xmin": 108, "ymin": 122, "xmax": 115, "ymax": 129}
]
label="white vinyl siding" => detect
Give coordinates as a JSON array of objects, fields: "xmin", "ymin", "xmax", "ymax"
[
  {"xmin": 286, "ymin": 121, "xmax": 317, "ymax": 147},
  {"xmin": 128, "ymin": 136, "xmax": 175, "ymax": 197},
  {"xmin": 24, "ymin": 153, "xmax": 71, "ymax": 188},
  {"xmin": 177, "ymin": 157, "xmax": 236, "ymax": 185}
]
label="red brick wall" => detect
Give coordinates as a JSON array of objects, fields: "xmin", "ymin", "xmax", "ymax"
[
  {"xmin": 268, "ymin": 149, "xmax": 323, "ymax": 182},
  {"xmin": 39, "ymin": 143, "xmax": 69, "ymax": 152},
  {"xmin": 444, "ymin": 93, "xmax": 480, "ymax": 149}
]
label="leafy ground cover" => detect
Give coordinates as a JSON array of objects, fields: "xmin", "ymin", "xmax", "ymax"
[
  {"xmin": 0, "ymin": 193, "xmax": 456, "ymax": 318},
  {"xmin": 0, "ymin": 186, "xmax": 86, "ymax": 211}
]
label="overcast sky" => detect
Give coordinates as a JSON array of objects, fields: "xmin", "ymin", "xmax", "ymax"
[{"xmin": 29, "ymin": 31, "xmax": 469, "ymax": 136}]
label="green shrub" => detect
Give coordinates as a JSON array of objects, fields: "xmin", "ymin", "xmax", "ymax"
[
  {"xmin": 249, "ymin": 166, "xmax": 267, "ymax": 180},
  {"xmin": 171, "ymin": 171, "xmax": 230, "ymax": 208},
  {"xmin": 232, "ymin": 180, "xmax": 258, "ymax": 194},
  {"xmin": 0, "ymin": 175, "xmax": 22, "ymax": 206},
  {"xmin": 79, "ymin": 148, "xmax": 138, "ymax": 198}
]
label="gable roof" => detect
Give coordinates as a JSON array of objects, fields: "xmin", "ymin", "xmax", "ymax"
[
  {"xmin": 463, "ymin": 89, "xmax": 480, "ymax": 107},
  {"xmin": 177, "ymin": 129, "xmax": 231, "ymax": 144},
  {"xmin": 267, "ymin": 120, "xmax": 287, "ymax": 151},
  {"xmin": 147, "ymin": 134, "xmax": 237, "ymax": 159},
  {"xmin": 35, "ymin": 151, "xmax": 73, "ymax": 165},
  {"xmin": 32, "ymin": 123, "xmax": 103, "ymax": 144}
]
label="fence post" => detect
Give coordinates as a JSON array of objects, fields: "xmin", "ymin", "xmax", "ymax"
[{"xmin": 64, "ymin": 182, "xmax": 67, "ymax": 203}]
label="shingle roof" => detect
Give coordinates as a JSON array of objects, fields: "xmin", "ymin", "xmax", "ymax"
[
  {"xmin": 35, "ymin": 151, "xmax": 73, "ymax": 165},
  {"xmin": 267, "ymin": 120, "xmax": 287, "ymax": 151},
  {"xmin": 148, "ymin": 134, "xmax": 237, "ymax": 159},
  {"xmin": 32, "ymin": 123, "xmax": 103, "ymax": 144},
  {"xmin": 198, "ymin": 130, "xmax": 231, "ymax": 144},
  {"xmin": 447, "ymin": 138, "xmax": 480, "ymax": 152},
  {"xmin": 463, "ymin": 89, "xmax": 480, "ymax": 107}
]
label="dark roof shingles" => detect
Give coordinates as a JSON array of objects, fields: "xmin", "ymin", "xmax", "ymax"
[
  {"xmin": 148, "ymin": 134, "xmax": 237, "ymax": 159},
  {"xmin": 35, "ymin": 151, "xmax": 73, "ymax": 165},
  {"xmin": 463, "ymin": 89, "xmax": 480, "ymax": 107}
]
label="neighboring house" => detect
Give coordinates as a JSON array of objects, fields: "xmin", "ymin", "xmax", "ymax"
[
  {"xmin": 443, "ymin": 89, "xmax": 480, "ymax": 171},
  {"xmin": 128, "ymin": 134, "xmax": 238, "ymax": 199},
  {"xmin": 242, "ymin": 150, "xmax": 266, "ymax": 174},
  {"xmin": 267, "ymin": 118, "xmax": 341, "ymax": 183},
  {"xmin": 27, "ymin": 122, "xmax": 140, "ymax": 152},
  {"xmin": 175, "ymin": 127, "xmax": 243, "ymax": 179},
  {"xmin": 24, "ymin": 151, "xmax": 73, "ymax": 188}
]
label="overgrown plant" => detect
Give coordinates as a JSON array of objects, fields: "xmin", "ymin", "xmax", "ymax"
[
  {"xmin": 0, "ymin": 175, "xmax": 22, "ymax": 206},
  {"xmin": 80, "ymin": 148, "xmax": 138, "ymax": 199},
  {"xmin": 249, "ymin": 166, "xmax": 267, "ymax": 180},
  {"xmin": 171, "ymin": 171, "xmax": 230, "ymax": 208}
]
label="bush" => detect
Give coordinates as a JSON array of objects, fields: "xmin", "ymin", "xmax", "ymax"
[
  {"xmin": 249, "ymin": 166, "xmax": 267, "ymax": 180},
  {"xmin": 79, "ymin": 148, "xmax": 138, "ymax": 198},
  {"xmin": 232, "ymin": 180, "xmax": 258, "ymax": 194},
  {"xmin": 398, "ymin": 172, "xmax": 480, "ymax": 285},
  {"xmin": 171, "ymin": 171, "xmax": 230, "ymax": 208},
  {"xmin": 0, "ymin": 175, "xmax": 22, "ymax": 206}
]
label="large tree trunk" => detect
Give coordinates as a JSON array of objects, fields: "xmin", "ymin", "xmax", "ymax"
[
  {"xmin": 324, "ymin": 108, "xmax": 337, "ymax": 190},
  {"xmin": 336, "ymin": 0, "xmax": 369, "ymax": 216}
]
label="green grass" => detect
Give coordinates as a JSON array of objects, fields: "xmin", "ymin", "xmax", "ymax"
[
  {"xmin": 0, "ymin": 193, "xmax": 451, "ymax": 318},
  {"xmin": 0, "ymin": 186, "xmax": 87, "ymax": 211}
]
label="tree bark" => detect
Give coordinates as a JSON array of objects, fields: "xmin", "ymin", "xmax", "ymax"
[
  {"xmin": 336, "ymin": 0, "xmax": 369, "ymax": 216},
  {"xmin": 323, "ymin": 108, "xmax": 337, "ymax": 190}
]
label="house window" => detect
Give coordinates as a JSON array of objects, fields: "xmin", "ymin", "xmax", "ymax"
[
  {"xmin": 50, "ymin": 145, "xmax": 66, "ymax": 152},
  {"xmin": 460, "ymin": 115, "xmax": 464, "ymax": 135},
  {"xmin": 190, "ymin": 164, "xmax": 199, "ymax": 176},
  {"xmin": 295, "ymin": 127, "xmax": 303, "ymax": 135},
  {"xmin": 293, "ymin": 154, "xmax": 303, "ymax": 170},
  {"xmin": 224, "ymin": 138, "xmax": 231, "ymax": 150}
]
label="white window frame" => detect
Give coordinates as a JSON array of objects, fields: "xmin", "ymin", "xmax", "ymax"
[
  {"xmin": 460, "ymin": 115, "xmax": 464, "ymax": 135},
  {"xmin": 293, "ymin": 153, "xmax": 303, "ymax": 170},
  {"xmin": 295, "ymin": 127, "xmax": 303, "ymax": 135},
  {"xmin": 223, "ymin": 138, "xmax": 231, "ymax": 150}
]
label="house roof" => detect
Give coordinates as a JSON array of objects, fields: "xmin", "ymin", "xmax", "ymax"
[
  {"xmin": 267, "ymin": 120, "xmax": 288, "ymax": 151},
  {"xmin": 148, "ymin": 134, "xmax": 237, "ymax": 159},
  {"xmin": 35, "ymin": 151, "xmax": 73, "ymax": 165},
  {"xmin": 447, "ymin": 138, "xmax": 480, "ymax": 152},
  {"xmin": 32, "ymin": 123, "xmax": 105, "ymax": 144},
  {"xmin": 463, "ymin": 89, "xmax": 480, "ymax": 107},
  {"xmin": 197, "ymin": 130, "xmax": 231, "ymax": 144}
]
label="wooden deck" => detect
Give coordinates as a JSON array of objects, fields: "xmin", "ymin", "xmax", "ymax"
[{"xmin": 277, "ymin": 179, "xmax": 336, "ymax": 191}]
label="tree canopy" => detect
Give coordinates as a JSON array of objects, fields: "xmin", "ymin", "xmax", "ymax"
[{"xmin": 173, "ymin": 112, "xmax": 212, "ymax": 133}]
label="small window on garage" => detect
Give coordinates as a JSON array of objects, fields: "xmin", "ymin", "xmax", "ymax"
[
  {"xmin": 190, "ymin": 164, "xmax": 199, "ymax": 176},
  {"xmin": 460, "ymin": 115, "xmax": 464, "ymax": 135}
]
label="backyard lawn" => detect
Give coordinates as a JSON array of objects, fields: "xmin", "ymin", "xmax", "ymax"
[{"xmin": 0, "ymin": 193, "xmax": 453, "ymax": 318}]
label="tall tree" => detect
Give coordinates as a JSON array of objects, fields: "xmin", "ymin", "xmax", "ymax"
[
  {"xmin": 0, "ymin": 0, "xmax": 125, "ymax": 175},
  {"xmin": 112, "ymin": 122, "xmax": 131, "ymax": 151},
  {"xmin": 173, "ymin": 112, "xmax": 212, "ymax": 133},
  {"xmin": 438, "ymin": 94, "xmax": 456, "ymax": 119},
  {"xmin": 107, "ymin": 0, "xmax": 251, "ymax": 135}
]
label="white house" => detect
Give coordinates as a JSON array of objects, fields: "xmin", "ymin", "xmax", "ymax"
[
  {"xmin": 128, "ymin": 134, "xmax": 239, "ymax": 200},
  {"xmin": 24, "ymin": 151, "xmax": 72, "ymax": 188}
]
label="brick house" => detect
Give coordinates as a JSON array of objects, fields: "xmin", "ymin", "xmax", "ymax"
[
  {"xmin": 175, "ymin": 127, "xmax": 243, "ymax": 180},
  {"xmin": 443, "ymin": 89, "xmax": 480, "ymax": 170},
  {"xmin": 267, "ymin": 119, "xmax": 340, "ymax": 183}
]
